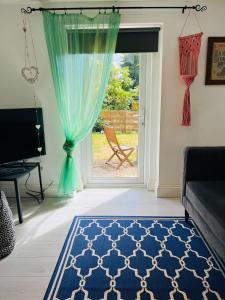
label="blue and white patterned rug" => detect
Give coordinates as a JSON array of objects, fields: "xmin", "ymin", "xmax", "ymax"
[{"xmin": 44, "ymin": 216, "xmax": 225, "ymax": 300}]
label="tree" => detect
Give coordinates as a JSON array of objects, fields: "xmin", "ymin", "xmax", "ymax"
[
  {"xmin": 121, "ymin": 54, "xmax": 139, "ymax": 88},
  {"xmin": 103, "ymin": 65, "xmax": 138, "ymax": 110}
]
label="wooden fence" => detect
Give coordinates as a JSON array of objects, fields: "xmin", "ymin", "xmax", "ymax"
[{"xmin": 102, "ymin": 110, "xmax": 138, "ymax": 132}]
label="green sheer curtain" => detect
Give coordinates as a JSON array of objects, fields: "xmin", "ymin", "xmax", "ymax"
[{"xmin": 43, "ymin": 11, "xmax": 120, "ymax": 196}]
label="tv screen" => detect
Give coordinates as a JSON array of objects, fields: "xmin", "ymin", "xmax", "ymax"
[{"xmin": 0, "ymin": 108, "xmax": 46, "ymax": 164}]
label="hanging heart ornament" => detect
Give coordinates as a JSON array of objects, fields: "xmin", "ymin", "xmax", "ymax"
[{"xmin": 21, "ymin": 66, "xmax": 39, "ymax": 84}]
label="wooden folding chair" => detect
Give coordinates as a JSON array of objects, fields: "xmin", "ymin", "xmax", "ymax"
[{"xmin": 103, "ymin": 125, "xmax": 135, "ymax": 169}]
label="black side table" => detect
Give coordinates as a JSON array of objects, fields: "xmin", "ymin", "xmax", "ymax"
[{"xmin": 0, "ymin": 162, "xmax": 44, "ymax": 224}]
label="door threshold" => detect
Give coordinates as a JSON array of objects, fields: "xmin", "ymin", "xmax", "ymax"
[{"xmin": 85, "ymin": 183, "xmax": 146, "ymax": 188}]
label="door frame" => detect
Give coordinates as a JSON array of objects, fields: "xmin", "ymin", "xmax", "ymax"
[{"xmin": 79, "ymin": 23, "xmax": 163, "ymax": 190}]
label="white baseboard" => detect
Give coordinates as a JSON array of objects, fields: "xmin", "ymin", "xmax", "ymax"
[
  {"xmin": 0, "ymin": 181, "xmax": 181, "ymax": 199},
  {"xmin": 0, "ymin": 182, "xmax": 58, "ymax": 198},
  {"xmin": 156, "ymin": 184, "xmax": 181, "ymax": 198}
]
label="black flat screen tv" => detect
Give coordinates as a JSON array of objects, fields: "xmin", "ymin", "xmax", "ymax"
[{"xmin": 0, "ymin": 108, "xmax": 46, "ymax": 164}]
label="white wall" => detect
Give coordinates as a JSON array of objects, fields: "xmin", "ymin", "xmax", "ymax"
[
  {"xmin": 0, "ymin": 2, "xmax": 64, "ymax": 195},
  {"xmin": 0, "ymin": 0, "xmax": 225, "ymax": 197}
]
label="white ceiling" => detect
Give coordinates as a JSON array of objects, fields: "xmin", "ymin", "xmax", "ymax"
[
  {"xmin": 0, "ymin": 0, "xmax": 123, "ymax": 4},
  {"xmin": 0, "ymin": 0, "xmax": 195, "ymax": 7},
  {"xmin": 1, "ymin": 0, "xmax": 168, "ymax": 4}
]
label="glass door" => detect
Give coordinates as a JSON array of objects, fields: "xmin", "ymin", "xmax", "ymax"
[{"xmin": 83, "ymin": 53, "xmax": 147, "ymax": 185}]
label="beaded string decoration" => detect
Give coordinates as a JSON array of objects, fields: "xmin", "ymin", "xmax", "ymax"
[
  {"xmin": 179, "ymin": 10, "xmax": 203, "ymax": 126},
  {"xmin": 21, "ymin": 13, "xmax": 39, "ymax": 106},
  {"xmin": 21, "ymin": 14, "xmax": 42, "ymax": 165}
]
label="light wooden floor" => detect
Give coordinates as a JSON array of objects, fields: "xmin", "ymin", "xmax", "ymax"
[{"xmin": 0, "ymin": 188, "xmax": 183, "ymax": 300}]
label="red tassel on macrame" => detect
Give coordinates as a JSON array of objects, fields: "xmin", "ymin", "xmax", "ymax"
[{"xmin": 179, "ymin": 32, "xmax": 203, "ymax": 126}]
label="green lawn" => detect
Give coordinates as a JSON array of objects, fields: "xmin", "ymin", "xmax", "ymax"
[{"xmin": 92, "ymin": 131, "xmax": 138, "ymax": 162}]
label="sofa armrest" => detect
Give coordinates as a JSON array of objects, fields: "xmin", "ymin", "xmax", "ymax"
[{"xmin": 182, "ymin": 146, "xmax": 225, "ymax": 199}]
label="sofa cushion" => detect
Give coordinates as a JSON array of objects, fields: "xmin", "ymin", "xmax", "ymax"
[{"xmin": 186, "ymin": 181, "xmax": 225, "ymax": 248}]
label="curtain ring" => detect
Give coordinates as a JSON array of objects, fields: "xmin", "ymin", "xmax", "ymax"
[
  {"xmin": 99, "ymin": 9, "xmax": 101, "ymax": 14},
  {"xmin": 64, "ymin": 8, "xmax": 67, "ymax": 15},
  {"xmin": 80, "ymin": 8, "xmax": 83, "ymax": 15},
  {"xmin": 104, "ymin": 9, "xmax": 106, "ymax": 14},
  {"xmin": 53, "ymin": 9, "xmax": 55, "ymax": 15}
]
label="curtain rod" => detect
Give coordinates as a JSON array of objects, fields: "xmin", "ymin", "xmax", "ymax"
[{"xmin": 21, "ymin": 5, "xmax": 207, "ymax": 15}]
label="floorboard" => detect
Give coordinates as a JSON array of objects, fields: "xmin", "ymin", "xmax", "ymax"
[{"xmin": 0, "ymin": 188, "xmax": 183, "ymax": 299}]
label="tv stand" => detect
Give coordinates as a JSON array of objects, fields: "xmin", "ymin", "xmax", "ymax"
[{"xmin": 0, "ymin": 162, "xmax": 44, "ymax": 224}]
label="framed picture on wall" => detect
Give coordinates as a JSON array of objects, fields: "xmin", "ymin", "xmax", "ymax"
[{"xmin": 205, "ymin": 37, "xmax": 225, "ymax": 85}]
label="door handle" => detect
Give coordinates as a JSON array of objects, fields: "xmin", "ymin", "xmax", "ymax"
[
  {"xmin": 139, "ymin": 108, "xmax": 145, "ymax": 126},
  {"xmin": 133, "ymin": 109, "xmax": 145, "ymax": 126}
]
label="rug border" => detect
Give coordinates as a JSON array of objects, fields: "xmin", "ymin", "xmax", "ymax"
[
  {"xmin": 43, "ymin": 215, "xmax": 225, "ymax": 300},
  {"xmin": 190, "ymin": 218, "xmax": 225, "ymax": 274},
  {"xmin": 43, "ymin": 216, "xmax": 78, "ymax": 300}
]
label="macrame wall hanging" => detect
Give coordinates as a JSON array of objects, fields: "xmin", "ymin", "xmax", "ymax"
[
  {"xmin": 21, "ymin": 14, "xmax": 39, "ymax": 107},
  {"xmin": 179, "ymin": 10, "xmax": 203, "ymax": 126}
]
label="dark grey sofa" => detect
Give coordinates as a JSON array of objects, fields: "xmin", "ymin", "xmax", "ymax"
[{"xmin": 182, "ymin": 147, "xmax": 225, "ymax": 263}]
